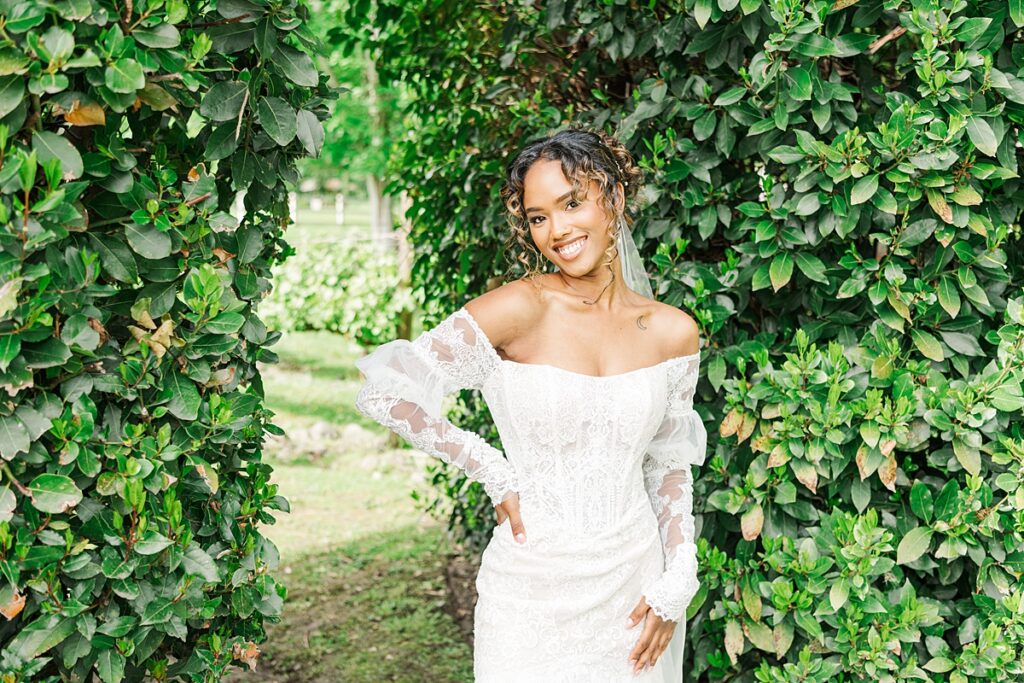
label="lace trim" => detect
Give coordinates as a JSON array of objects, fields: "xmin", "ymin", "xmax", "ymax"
[{"xmin": 354, "ymin": 309, "xmax": 518, "ymax": 505}]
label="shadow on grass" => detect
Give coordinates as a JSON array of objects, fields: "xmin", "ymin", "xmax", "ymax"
[{"xmin": 226, "ymin": 523, "xmax": 474, "ymax": 683}]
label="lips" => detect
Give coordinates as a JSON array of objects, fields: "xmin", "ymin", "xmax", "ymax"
[{"xmin": 554, "ymin": 235, "xmax": 587, "ymax": 260}]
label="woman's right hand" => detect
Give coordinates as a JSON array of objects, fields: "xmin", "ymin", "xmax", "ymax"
[{"xmin": 495, "ymin": 491, "xmax": 527, "ymax": 544}]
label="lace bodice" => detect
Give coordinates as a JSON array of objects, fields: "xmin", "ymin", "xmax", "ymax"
[{"xmin": 354, "ymin": 306, "xmax": 707, "ymax": 624}]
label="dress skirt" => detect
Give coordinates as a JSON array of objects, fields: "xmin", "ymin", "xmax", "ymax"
[{"xmin": 472, "ymin": 497, "xmax": 687, "ymax": 682}]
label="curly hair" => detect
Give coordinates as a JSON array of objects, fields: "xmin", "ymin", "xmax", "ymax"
[{"xmin": 499, "ymin": 127, "xmax": 645, "ymax": 298}]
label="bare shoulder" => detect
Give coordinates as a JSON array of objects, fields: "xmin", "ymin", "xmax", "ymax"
[
  {"xmin": 648, "ymin": 302, "xmax": 700, "ymax": 358},
  {"xmin": 463, "ymin": 279, "xmax": 543, "ymax": 351}
]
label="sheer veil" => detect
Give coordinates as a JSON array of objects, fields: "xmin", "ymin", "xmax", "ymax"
[
  {"xmin": 616, "ymin": 215, "xmax": 693, "ymax": 681},
  {"xmin": 616, "ymin": 215, "xmax": 655, "ymax": 301}
]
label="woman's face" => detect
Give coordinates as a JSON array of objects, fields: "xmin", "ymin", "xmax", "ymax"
[{"xmin": 522, "ymin": 159, "xmax": 618, "ymax": 275}]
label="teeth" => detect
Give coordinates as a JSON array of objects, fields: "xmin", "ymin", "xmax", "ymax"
[{"xmin": 556, "ymin": 236, "xmax": 585, "ymax": 257}]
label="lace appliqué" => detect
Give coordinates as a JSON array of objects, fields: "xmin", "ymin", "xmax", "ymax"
[
  {"xmin": 354, "ymin": 309, "xmax": 519, "ymax": 506},
  {"xmin": 641, "ymin": 358, "xmax": 707, "ymax": 623}
]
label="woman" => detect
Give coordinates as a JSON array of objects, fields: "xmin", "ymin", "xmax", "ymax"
[{"xmin": 355, "ymin": 128, "xmax": 706, "ymax": 681}]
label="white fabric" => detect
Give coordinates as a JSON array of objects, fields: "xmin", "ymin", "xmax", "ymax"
[
  {"xmin": 616, "ymin": 215, "xmax": 655, "ymax": 300},
  {"xmin": 355, "ymin": 307, "xmax": 705, "ymax": 682}
]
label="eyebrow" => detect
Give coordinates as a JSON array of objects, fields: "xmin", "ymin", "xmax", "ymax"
[{"xmin": 525, "ymin": 190, "xmax": 574, "ymax": 213}]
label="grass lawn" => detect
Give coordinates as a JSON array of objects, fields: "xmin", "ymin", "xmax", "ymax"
[{"xmin": 223, "ymin": 289, "xmax": 474, "ymax": 681}]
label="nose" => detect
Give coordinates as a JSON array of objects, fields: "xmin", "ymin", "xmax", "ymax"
[{"xmin": 549, "ymin": 213, "xmax": 572, "ymax": 241}]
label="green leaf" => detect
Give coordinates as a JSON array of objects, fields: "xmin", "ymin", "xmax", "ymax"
[
  {"xmin": 88, "ymin": 234, "xmax": 139, "ymax": 283},
  {"xmin": 256, "ymin": 17, "xmax": 277, "ymax": 56},
  {"xmin": 182, "ymin": 543, "xmax": 220, "ymax": 582},
  {"xmin": 135, "ymin": 531, "xmax": 174, "ymax": 555},
  {"xmin": 125, "ymin": 223, "xmax": 172, "ymax": 259},
  {"xmin": 694, "ymin": 0, "xmax": 712, "ymax": 27},
  {"xmin": 769, "ymin": 252, "xmax": 793, "ymax": 291},
  {"xmin": 133, "ymin": 23, "xmax": 181, "ymax": 48},
  {"xmin": 104, "ymin": 58, "xmax": 145, "ymax": 93},
  {"xmin": 793, "ymin": 252, "xmax": 829, "ymax": 283},
  {"xmin": 8, "ymin": 615, "xmax": 76, "ymax": 660},
  {"xmin": 205, "ymin": 121, "xmax": 239, "ymax": 160},
  {"xmin": 202, "ymin": 312, "xmax": 245, "ymax": 334},
  {"xmin": 850, "ymin": 174, "xmax": 878, "ymax": 204},
  {"xmin": 21, "ymin": 337, "xmax": 71, "ymax": 368},
  {"xmin": 164, "ymin": 369, "xmax": 201, "ymax": 420},
  {"xmin": 966, "ymin": 117, "xmax": 998, "ymax": 156},
  {"xmin": 32, "ymin": 131, "xmax": 83, "ymax": 180},
  {"xmin": 0, "ymin": 414, "xmax": 29, "ymax": 460},
  {"xmin": 1012, "ymin": 0, "xmax": 1024, "ymax": 27},
  {"xmin": 295, "ymin": 110, "xmax": 324, "ymax": 156},
  {"xmin": 910, "ymin": 328, "xmax": 944, "ymax": 361},
  {"xmin": 785, "ymin": 66, "xmax": 812, "ymax": 100},
  {"xmin": 0, "ymin": 75, "xmax": 25, "ymax": 119},
  {"xmin": 897, "ymin": 526, "xmax": 933, "ymax": 564},
  {"xmin": 0, "ymin": 334, "xmax": 20, "ymax": 372},
  {"xmin": 910, "ymin": 480, "xmax": 934, "ymax": 523},
  {"xmin": 936, "ymin": 275, "xmax": 960, "ymax": 317},
  {"xmin": 274, "ymin": 44, "xmax": 318, "ymax": 87},
  {"xmin": 236, "ymin": 226, "xmax": 264, "ymax": 263},
  {"xmin": 200, "ymin": 81, "xmax": 249, "ymax": 122},
  {"xmin": 938, "ymin": 330, "xmax": 983, "ymax": 356},
  {"xmin": 257, "ymin": 96, "xmax": 297, "ymax": 146},
  {"xmin": 140, "ymin": 597, "xmax": 175, "ymax": 626},
  {"xmin": 952, "ymin": 437, "xmax": 981, "ymax": 476},
  {"xmin": 28, "ymin": 473, "xmax": 83, "ymax": 513},
  {"xmin": 61, "ymin": 313, "xmax": 100, "ymax": 350},
  {"xmin": 829, "ymin": 578, "xmax": 849, "ymax": 611},
  {"xmin": 96, "ymin": 647, "xmax": 126, "ymax": 683}
]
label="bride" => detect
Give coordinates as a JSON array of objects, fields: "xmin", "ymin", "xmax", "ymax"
[{"xmin": 355, "ymin": 127, "xmax": 706, "ymax": 681}]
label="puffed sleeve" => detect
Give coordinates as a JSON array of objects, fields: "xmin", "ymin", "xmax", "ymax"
[
  {"xmin": 354, "ymin": 307, "xmax": 519, "ymax": 507},
  {"xmin": 641, "ymin": 354, "xmax": 706, "ymax": 623}
]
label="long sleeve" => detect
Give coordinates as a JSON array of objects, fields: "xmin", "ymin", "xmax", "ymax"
[
  {"xmin": 354, "ymin": 308, "xmax": 519, "ymax": 507},
  {"xmin": 641, "ymin": 356, "xmax": 706, "ymax": 623}
]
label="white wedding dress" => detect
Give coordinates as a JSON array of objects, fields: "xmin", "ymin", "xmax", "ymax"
[{"xmin": 355, "ymin": 307, "xmax": 706, "ymax": 682}]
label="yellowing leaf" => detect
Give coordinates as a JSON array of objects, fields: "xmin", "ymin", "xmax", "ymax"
[
  {"xmin": 64, "ymin": 99, "xmax": 106, "ymax": 126},
  {"xmin": 741, "ymin": 503, "xmax": 763, "ymax": 540},
  {"xmin": 927, "ymin": 189, "xmax": 953, "ymax": 223}
]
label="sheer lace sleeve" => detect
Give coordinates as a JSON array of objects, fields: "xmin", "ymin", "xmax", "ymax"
[
  {"xmin": 354, "ymin": 307, "xmax": 519, "ymax": 507},
  {"xmin": 641, "ymin": 354, "xmax": 706, "ymax": 623}
]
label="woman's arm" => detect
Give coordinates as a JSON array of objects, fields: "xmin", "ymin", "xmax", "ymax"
[{"xmin": 354, "ymin": 307, "xmax": 519, "ymax": 506}]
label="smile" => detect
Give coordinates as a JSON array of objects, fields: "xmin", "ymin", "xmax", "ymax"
[{"xmin": 554, "ymin": 235, "xmax": 587, "ymax": 260}]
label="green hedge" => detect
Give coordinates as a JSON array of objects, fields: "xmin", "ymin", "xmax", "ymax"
[
  {"xmin": 0, "ymin": 0, "xmax": 328, "ymax": 680},
  {"xmin": 340, "ymin": 0, "xmax": 1024, "ymax": 680},
  {"xmin": 261, "ymin": 237, "xmax": 411, "ymax": 347}
]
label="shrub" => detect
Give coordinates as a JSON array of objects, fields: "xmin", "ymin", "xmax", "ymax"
[
  {"xmin": 261, "ymin": 236, "xmax": 411, "ymax": 347},
  {"xmin": 340, "ymin": 0, "xmax": 1024, "ymax": 680},
  {"xmin": 0, "ymin": 1, "xmax": 328, "ymax": 680}
]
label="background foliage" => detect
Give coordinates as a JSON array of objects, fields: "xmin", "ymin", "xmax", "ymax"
[
  {"xmin": 338, "ymin": 0, "xmax": 1024, "ymax": 680},
  {"xmin": 0, "ymin": 0, "xmax": 328, "ymax": 680},
  {"xmin": 261, "ymin": 236, "xmax": 410, "ymax": 346}
]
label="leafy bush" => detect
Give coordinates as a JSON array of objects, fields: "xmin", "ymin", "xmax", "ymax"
[
  {"xmin": 261, "ymin": 236, "xmax": 411, "ymax": 347},
  {"xmin": 0, "ymin": 0, "xmax": 327, "ymax": 680},
  {"xmin": 340, "ymin": 0, "xmax": 1024, "ymax": 680}
]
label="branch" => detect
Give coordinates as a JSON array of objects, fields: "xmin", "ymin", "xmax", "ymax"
[
  {"xmin": 188, "ymin": 14, "xmax": 252, "ymax": 29},
  {"xmin": 867, "ymin": 26, "xmax": 907, "ymax": 55}
]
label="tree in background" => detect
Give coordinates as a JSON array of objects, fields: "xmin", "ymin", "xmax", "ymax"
[
  {"xmin": 339, "ymin": 0, "xmax": 1024, "ymax": 680},
  {"xmin": 0, "ymin": 0, "xmax": 329, "ymax": 680}
]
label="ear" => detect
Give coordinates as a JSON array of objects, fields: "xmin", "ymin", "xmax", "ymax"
[{"xmin": 615, "ymin": 181, "xmax": 626, "ymax": 213}]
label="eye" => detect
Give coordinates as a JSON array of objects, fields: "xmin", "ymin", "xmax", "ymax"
[
  {"xmin": 566, "ymin": 200, "xmax": 580, "ymax": 209},
  {"xmin": 529, "ymin": 216, "xmax": 545, "ymax": 225}
]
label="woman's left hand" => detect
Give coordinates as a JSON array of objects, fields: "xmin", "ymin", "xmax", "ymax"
[{"xmin": 626, "ymin": 595, "xmax": 676, "ymax": 674}]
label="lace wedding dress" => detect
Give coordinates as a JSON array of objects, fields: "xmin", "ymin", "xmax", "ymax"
[{"xmin": 355, "ymin": 307, "xmax": 707, "ymax": 682}]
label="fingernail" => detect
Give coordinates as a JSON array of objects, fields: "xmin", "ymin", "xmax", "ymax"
[
  {"xmin": 625, "ymin": 617, "xmax": 632, "ymax": 628},
  {"xmin": 515, "ymin": 533, "xmax": 525, "ymax": 544}
]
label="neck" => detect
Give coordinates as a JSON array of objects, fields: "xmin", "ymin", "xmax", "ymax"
[{"xmin": 555, "ymin": 257, "xmax": 631, "ymax": 311}]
